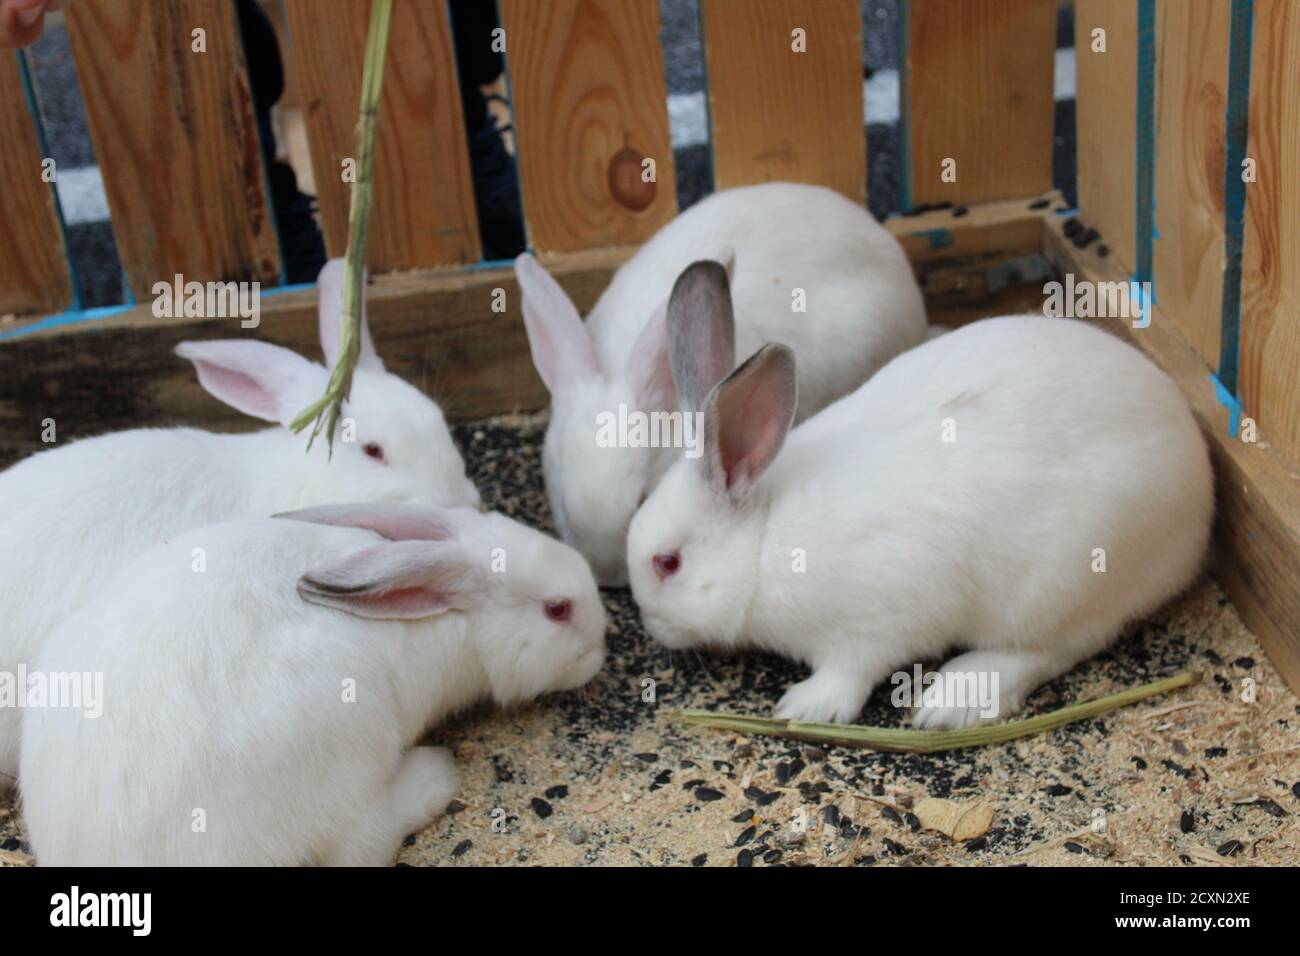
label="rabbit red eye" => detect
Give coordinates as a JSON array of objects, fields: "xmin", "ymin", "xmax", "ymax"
[
  {"xmin": 543, "ymin": 599, "xmax": 572, "ymax": 623},
  {"xmin": 653, "ymin": 551, "xmax": 681, "ymax": 580},
  {"xmin": 363, "ymin": 442, "xmax": 386, "ymax": 463}
]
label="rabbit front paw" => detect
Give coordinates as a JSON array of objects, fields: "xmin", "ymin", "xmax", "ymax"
[{"xmin": 774, "ymin": 670, "xmax": 867, "ymax": 724}]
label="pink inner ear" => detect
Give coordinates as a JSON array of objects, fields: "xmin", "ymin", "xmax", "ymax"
[
  {"xmin": 338, "ymin": 586, "xmax": 450, "ymax": 618},
  {"xmin": 709, "ymin": 346, "xmax": 795, "ymax": 491},
  {"xmin": 276, "ymin": 503, "xmax": 457, "ymax": 541},
  {"xmin": 193, "ymin": 362, "xmax": 279, "ymax": 420}
]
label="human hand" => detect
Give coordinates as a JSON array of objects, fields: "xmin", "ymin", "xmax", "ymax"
[{"xmin": 0, "ymin": 0, "xmax": 64, "ymax": 50}]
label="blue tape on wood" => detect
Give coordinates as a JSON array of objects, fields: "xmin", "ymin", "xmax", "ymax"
[
  {"xmin": 1212, "ymin": 373, "xmax": 1244, "ymax": 439},
  {"xmin": 1217, "ymin": 0, "xmax": 1255, "ymax": 399}
]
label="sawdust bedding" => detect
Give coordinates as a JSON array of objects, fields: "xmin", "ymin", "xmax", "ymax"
[{"xmin": 2, "ymin": 413, "xmax": 1296, "ymax": 868}]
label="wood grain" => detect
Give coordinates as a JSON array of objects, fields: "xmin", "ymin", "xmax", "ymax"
[
  {"xmin": 903, "ymin": 0, "xmax": 1056, "ymax": 207},
  {"xmin": 699, "ymin": 0, "xmax": 865, "ymax": 202},
  {"xmin": 65, "ymin": 0, "xmax": 281, "ymax": 299},
  {"xmin": 1241, "ymin": 0, "xmax": 1300, "ymax": 466},
  {"xmin": 0, "ymin": 250, "xmax": 633, "ymax": 465},
  {"xmin": 284, "ymin": 0, "xmax": 481, "ymax": 269},
  {"xmin": 0, "ymin": 194, "xmax": 1059, "ymax": 462},
  {"xmin": 0, "ymin": 53, "xmax": 73, "ymax": 317},
  {"xmin": 1152, "ymin": 0, "xmax": 1229, "ymax": 371},
  {"xmin": 499, "ymin": 0, "xmax": 677, "ymax": 253},
  {"xmin": 1074, "ymin": 0, "xmax": 1136, "ymax": 271},
  {"xmin": 1044, "ymin": 216, "xmax": 1300, "ymax": 696}
]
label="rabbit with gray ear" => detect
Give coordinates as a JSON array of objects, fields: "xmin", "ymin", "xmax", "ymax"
[
  {"xmin": 20, "ymin": 503, "xmax": 606, "ymax": 866},
  {"xmin": 0, "ymin": 259, "xmax": 478, "ymax": 791},
  {"xmin": 516, "ymin": 182, "xmax": 927, "ymax": 586},
  {"xmin": 628, "ymin": 262, "xmax": 1213, "ymax": 729}
]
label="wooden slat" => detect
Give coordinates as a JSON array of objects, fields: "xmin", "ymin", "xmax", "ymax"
[
  {"xmin": 890, "ymin": 190, "xmax": 1063, "ymax": 328},
  {"xmin": 1044, "ymin": 215, "xmax": 1300, "ymax": 696},
  {"xmin": 0, "ymin": 251, "xmax": 631, "ymax": 466},
  {"xmin": 903, "ymin": 0, "xmax": 1056, "ymax": 208},
  {"xmin": 699, "ymin": 0, "xmax": 865, "ymax": 202},
  {"xmin": 1241, "ymin": 0, "xmax": 1300, "ymax": 466},
  {"xmin": 65, "ymin": 0, "xmax": 280, "ymax": 299},
  {"xmin": 499, "ymin": 0, "xmax": 676, "ymax": 253},
  {"xmin": 1074, "ymin": 0, "xmax": 1137, "ymax": 271},
  {"xmin": 1152, "ymin": 0, "xmax": 1229, "ymax": 371},
  {"xmin": 284, "ymin": 0, "xmax": 480, "ymax": 269},
  {"xmin": 0, "ymin": 53, "xmax": 73, "ymax": 317},
  {"xmin": 0, "ymin": 194, "xmax": 1060, "ymax": 463}
]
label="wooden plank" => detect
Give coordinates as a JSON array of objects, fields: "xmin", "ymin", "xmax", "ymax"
[
  {"xmin": 65, "ymin": 0, "xmax": 280, "ymax": 299},
  {"xmin": 699, "ymin": 0, "xmax": 865, "ymax": 202},
  {"xmin": 888, "ymin": 190, "xmax": 1062, "ymax": 327},
  {"xmin": 284, "ymin": 0, "xmax": 480, "ymax": 269},
  {"xmin": 902, "ymin": 0, "xmax": 1056, "ymax": 208},
  {"xmin": 1074, "ymin": 0, "xmax": 1138, "ymax": 271},
  {"xmin": 1152, "ymin": 0, "xmax": 1229, "ymax": 371},
  {"xmin": 499, "ymin": 0, "xmax": 676, "ymax": 253},
  {"xmin": 1044, "ymin": 215, "xmax": 1300, "ymax": 696},
  {"xmin": 1241, "ymin": 0, "xmax": 1300, "ymax": 466},
  {"xmin": 0, "ymin": 194, "xmax": 1064, "ymax": 464},
  {"xmin": 0, "ymin": 53, "xmax": 73, "ymax": 317},
  {"xmin": 0, "ymin": 249, "xmax": 633, "ymax": 466}
]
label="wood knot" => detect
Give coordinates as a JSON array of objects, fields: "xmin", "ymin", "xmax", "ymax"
[{"xmin": 607, "ymin": 145, "xmax": 656, "ymax": 212}]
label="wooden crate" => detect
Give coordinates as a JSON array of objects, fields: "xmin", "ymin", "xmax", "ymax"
[{"xmin": 0, "ymin": 0, "xmax": 1296, "ymax": 691}]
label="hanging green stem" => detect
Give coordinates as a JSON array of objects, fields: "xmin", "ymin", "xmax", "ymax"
[
  {"xmin": 290, "ymin": 0, "xmax": 394, "ymax": 453},
  {"xmin": 669, "ymin": 671, "xmax": 1200, "ymax": 754}
]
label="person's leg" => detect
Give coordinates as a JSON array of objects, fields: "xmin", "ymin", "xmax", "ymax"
[
  {"xmin": 449, "ymin": 0, "xmax": 524, "ymax": 260},
  {"xmin": 235, "ymin": 0, "xmax": 326, "ymax": 284}
]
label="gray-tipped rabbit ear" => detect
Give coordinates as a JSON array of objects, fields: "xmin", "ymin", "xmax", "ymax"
[
  {"xmin": 515, "ymin": 252, "xmax": 600, "ymax": 395},
  {"xmin": 667, "ymin": 260, "xmax": 736, "ymax": 414},
  {"xmin": 703, "ymin": 343, "xmax": 797, "ymax": 496},
  {"xmin": 317, "ymin": 258, "xmax": 383, "ymax": 372},
  {"xmin": 273, "ymin": 502, "xmax": 459, "ymax": 541},
  {"xmin": 298, "ymin": 540, "xmax": 481, "ymax": 620}
]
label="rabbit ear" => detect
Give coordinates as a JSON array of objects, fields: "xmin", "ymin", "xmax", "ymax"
[
  {"xmin": 317, "ymin": 258, "xmax": 383, "ymax": 372},
  {"xmin": 703, "ymin": 344, "xmax": 797, "ymax": 496},
  {"xmin": 176, "ymin": 339, "xmax": 325, "ymax": 426},
  {"xmin": 667, "ymin": 260, "xmax": 736, "ymax": 414},
  {"xmin": 274, "ymin": 502, "xmax": 459, "ymax": 541},
  {"xmin": 298, "ymin": 540, "xmax": 482, "ymax": 620},
  {"xmin": 624, "ymin": 300, "xmax": 676, "ymax": 411},
  {"xmin": 515, "ymin": 253, "xmax": 600, "ymax": 395}
]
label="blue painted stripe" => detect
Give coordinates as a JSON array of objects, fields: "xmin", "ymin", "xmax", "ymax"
[
  {"xmin": 1211, "ymin": 373, "xmax": 1244, "ymax": 439},
  {"xmin": 0, "ymin": 259, "xmax": 520, "ymax": 342},
  {"xmin": 1134, "ymin": 0, "xmax": 1156, "ymax": 285},
  {"xmin": 1217, "ymin": 0, "xmax": 1254, "ymax": 398}
]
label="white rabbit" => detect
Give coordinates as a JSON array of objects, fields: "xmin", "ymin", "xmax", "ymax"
[
  {"xmin": 0, "ymin": 259, "xmax": 478, "ymax": 791},
  {"xmin": 627, "ymin": 263, "xmax": 1213, "ymax": 729},
  {"xmin": 20, "ymin": 502, "xmax": 606, "ymax": 866},
  {"xmin": 516, "ymin": 182, "xmax": 927, "ymax": 586}
]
